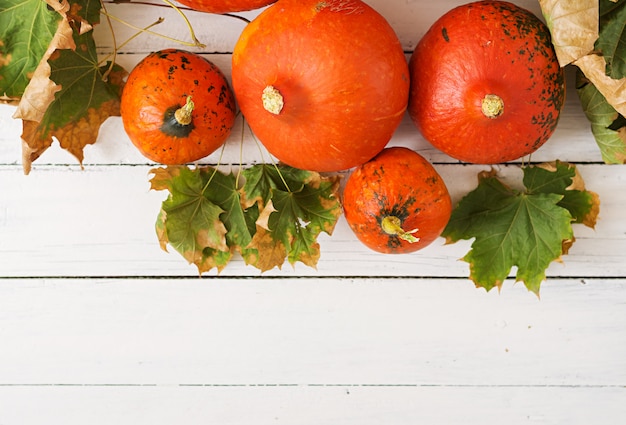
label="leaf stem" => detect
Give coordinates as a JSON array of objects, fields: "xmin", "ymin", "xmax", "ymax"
[
  {"xmin": 235, "ymin": 113, "xmax": 246, "ymax": 189},
  {"xmin": 242, "ymin": 116, "xmax": 294, "ymax": 193},
  {"xmin": 100, "ymin": 9, "xmax": 204, "ymax": 48},
  {"xmin": 161, "ymin": 0, "xmax": 205, "ymax": 48},
  {"xmin": 99, "ymin": 1, "xmax": 117, "ymax": 81},
  {"xmin": 98, "ymin": 17, "xmax": 165, "ymax": 68}
]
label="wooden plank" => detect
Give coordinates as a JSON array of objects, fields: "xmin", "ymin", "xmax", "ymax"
[
  {"xmin": 1, "ymin": 278, "xmax": 624, "ymax": 386},
  {"xmin": 0, "ymin": 164, "xmax": 623, "ymax": 278},
  {"xmin": 0, "ymin": 385, "xmax": 623, "ymax": 425}
]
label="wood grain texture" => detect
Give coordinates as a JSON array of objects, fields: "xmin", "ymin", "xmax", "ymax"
[
  {"xmin": 0, "ymin": 0, "xmax": 624, "ymax": 423},
  {"xmin": 0, "ymin": 164, "xmax": 623, "ymax": 278},
  {"xmin": 1, "ymin": 278, "xmax": 624, "ymax": 386},
  {"xmin": 0, "ymin": 278, "xmax": 624, "ymax": 424}
]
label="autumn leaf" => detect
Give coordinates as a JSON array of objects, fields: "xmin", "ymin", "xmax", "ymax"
[
  {"xmin": 242, "ymin": 165, "xmax": 342, "ymax": 269},
  {"xmin": 442, "ymin": 162, "xmax": 599, "ymax": 296},
  {"xmin": 10, "ymin": 0, "xmax": 127, "ymax": 174},
  {"xmin": 577, "ymin": 70, "xmax": 626, "ymax": 163},
  {"xmin": 574, "ymin": 0, "xmax": 626, "ymax": 163},
  {"xmin": 151, "ymin": 164, "xmax": 342, "ymax": 274},
  {"xmin": 0, "ymin": 0, "xmax": 65, "ymax": 102},
  {"xmin": 151, "ymin": 166, "xmax": 233, "ymax": 274},
  {"xmin": 540, "ymin": 0, "xmax": 626, "ymax": 162},
  {"xmin": 574, "ymin": 0, "xmax": 626, "ymax": 118},
  {"xmin": 538, "ymin": 0, "xmax": 598, "ymax": 66}
]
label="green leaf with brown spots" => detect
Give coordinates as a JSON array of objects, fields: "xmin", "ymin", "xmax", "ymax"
[{"xmin": 151, "ymin": 164, "xmax": 342, "ymax": 274}]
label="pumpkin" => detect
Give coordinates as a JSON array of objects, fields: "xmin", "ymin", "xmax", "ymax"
[
  {"xmin": 408, "ymin": 0, "xmax": 565, "ymax": 164},
  {"xmin": 231, "ymin": 0, "xmax": 410, "ymax": 172},
  {"xmin": 120, "ymin": 49, "xmax": 236, "ymax": 165},
  {"xmin": 175, "ymin": 0, "xmax": 276, "ymax": 14},
  {"xmin": 342, "ymin": 147, "xmax": 452, "ymax": 254}
]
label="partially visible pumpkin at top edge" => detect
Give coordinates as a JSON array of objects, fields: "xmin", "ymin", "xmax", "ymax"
[
  {"xmin": 175, "ymin": 0, "xmax": 276, "ymax": 14},
  {"xmin": 231, "ymin": 0, "xmax": 410, "ymax": 173},
  {"xmin": 120, "ymin": 49, "xmax": 236, "ymax": 165},
  {"xmin": 342, "ymin": 147, "xmax": 452, "ymax": 254},
  {"xmin": 408, "ymin": 0, "xmax": 565, "ymax": 164}
]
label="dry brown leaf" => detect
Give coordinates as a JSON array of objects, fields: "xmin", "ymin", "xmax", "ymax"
[
  {"xmin": 539, "ymin": 0, "xmax": 598, "ymax": 66},
  {"xmin": 247, "ymin": 226, "xmax": 287, "ymax": 272},
  {"xmin": 574, "ymin": 54, "xmax": 626, "ymax": 117},
  {"xmin": 12, "ymin": 0, "xmax": 74, "ymax": 123},
  {"xmin": 255, "ymin": 199, "xmax": 277, "ymax": 231}
]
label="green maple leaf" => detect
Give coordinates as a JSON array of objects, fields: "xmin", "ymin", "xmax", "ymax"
[
  {"xmin": 151, "ymin": 166, "xmax": 232, "ymax": 274},
  {"xmin": 524, "ymin": 161, "xmax": 598, "ymax": 225},
  {"xmin": 243, "ymin": 164, "xmax": 342, "ymax": 269},
  {"xmin": 443, "ymin": 162, "xmax": 598, "ymax": 296},
  {"xmin": 241, "ymin": 164, "xmax": 310, "ymax": 208},
  {"xmin": 0, "ymin": 0, "xmax": 60, "ymax": 99},
  {"xmin": 151, "ymin": 164, "xmax": 341, "ymax": 274}
]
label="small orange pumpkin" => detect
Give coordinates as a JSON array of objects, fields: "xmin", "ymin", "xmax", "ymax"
[
  {"xmin": 231, "ymin": 0, "xmax": 409, "ymax": 172},
  {"xmin": 342, "ymin": 147, "xmax": 452, "ymax": 254},
  {"xmin": 408, "ymin": 0, "xmax": 565, "ymax": 164},
  {"xmin": 175, "ymin": 0, "xmax": 276, "ymax": 13},
  {"xmin": 120, "ymin": 49, "xmax": 236, "ymax": 164}
]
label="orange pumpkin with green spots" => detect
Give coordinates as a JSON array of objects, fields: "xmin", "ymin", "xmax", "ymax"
[
  {"xmin": 408, "ymin": 0, "xmax": 565, "ymax": 164},
  {"xmin": 342, "ymin": 147, "xmax": 452, "ymax": 254},
  {"xmin": 120, "ymin": 49, "xmax": 236, "ymax": 165}
]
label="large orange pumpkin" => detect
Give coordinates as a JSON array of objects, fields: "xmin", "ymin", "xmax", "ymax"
[
  {"xmin": 176, "ymin": 0, "xmax": 276, "ymax": 14},
  {"xmin": 231, "ymin": 0, "xmax": 410, "ymax": 172},
  {"xmin": 408, "ymin": 0, "xmax": 565, "ymax": 164},
  {"xmin": 120, "ymin": 49, "xmax": 236, "ymax": 164},
  {"xmin": 342, "ymin": 147, "xmax": 452, "ymax": 254}
]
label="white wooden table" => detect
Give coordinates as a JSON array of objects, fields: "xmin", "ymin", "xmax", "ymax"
[{"xmin": 1, "ymin": 1, "xmax": 625, "ymax": 423}]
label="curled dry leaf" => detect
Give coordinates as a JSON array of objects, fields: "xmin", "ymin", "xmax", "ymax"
[
  {"xmin": 538, "ymin": 0, "xmax": 598, "ymax": 66},
  {"xmin": 574, "ymin": 54, "xmax": 626, "ymax": 117},
  {"xmin": 12, "ymin": 0, "xmax": 74, "ymax": 122},
  {"xmin": 539, "ymin": 0, "xmax": 626, "ymax": 116}
]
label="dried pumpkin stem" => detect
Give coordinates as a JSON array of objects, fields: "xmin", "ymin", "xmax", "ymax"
[
  {"xmin": 175, "ymin": 96, "xmax": 194, "ymax": 126},
  {"xmin": 262, "ymin": 86, "xmax": 284, "ymax": 115},
  {"xmin": 381, "ymin": 216, "xmax": 420, "ymax": 243},
  {"xmin": 481, "ymin": 94, "xmax": 504, "ymax": 119}
]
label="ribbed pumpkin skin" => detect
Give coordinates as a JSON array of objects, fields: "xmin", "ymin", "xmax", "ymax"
[
  {"xmin": 175, "ymin": 0, "xmax": 276, "ymax": 13},
  {"xmin": 231, "ymin": 0, "xmax": 409, "ymax": 172},
  {"xmin": 342, "ymin": 147, "xmax": 452, "ymax": 254},
  {"xmin": 120, "ymin": 49, "xmax": 236, "ymax": 165},
  {"xmin": 408, "ymin": 0, "xmax": 565, "ymax": 164}
]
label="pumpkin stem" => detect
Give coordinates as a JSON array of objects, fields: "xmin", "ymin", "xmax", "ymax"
[
  {"xmin": 481, "ymin": 94, "xmax": 504, "ymax": 119},
  {"xmin": 381, "ymin": 216, "xmax": 420, "ymax": 243},
  {"xmin": 262, "ymin": 86, "xmax": 284, "ymax": 115},
  {"xmin": 174, "ymin": 96, "xmax": 195, "ymax": 126}
]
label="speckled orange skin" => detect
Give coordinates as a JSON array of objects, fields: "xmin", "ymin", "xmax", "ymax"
[
  {"xmin": 409, "ymin": 1, "xmax": 565, "ymax": 164},
  {"xmin": 231, "ymin": 0, "xmax": 409, "ymax": 172},
  {"xmin": 120, "ymin": 49, "xmax": 236, "ymax": 165},
  {"xmin": 342, "ymin": 147, "xmax": 452, "ymax": 254},
  {"xmin": 176, "ymin": 0, "xmax": 276, "ymax": 13}
]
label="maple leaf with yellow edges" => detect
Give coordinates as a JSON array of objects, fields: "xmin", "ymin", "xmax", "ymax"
[
  {"xmin": 442, "ymin": 162, "xmax": 599, "ymax": 296},
  {"xmin": 8, "ymin": 0, "xmax": 127, "ymax": 174},
  {"xmin": 151, "ymin": 164, "xmax": 342, "ymax": 274}
]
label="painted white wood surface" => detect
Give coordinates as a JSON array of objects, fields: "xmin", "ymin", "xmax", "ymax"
[
  {"xmin": 0, "ymin": 277, "xmax": 625, "ymax": 425},
  {"xmin": 0, "ymin": 0, "xmax": 625, "ymax": 424}
]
